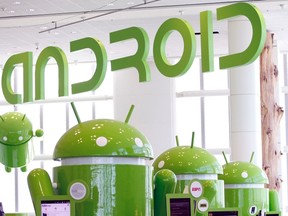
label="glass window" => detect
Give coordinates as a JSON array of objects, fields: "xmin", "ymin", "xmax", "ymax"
[
  {"xmin": 175, "ymin": 58, "xmax": 201, "ymax": 92},
  {"xmin": 69, "ymin": 62, "xmax": 113, "ymax": 97},
  {"xmin": 18, "ymin": 161, "xmax": 41, "ymax": 213},
  {"xmin": 43, "ymin": 63, "xmax": 63, "ymax": 99},
  {"xmin": 213, "ymin": 153, "xmax": 231, "ymax": 167},
  {"xmin": 204, "ymin": 96, "xmax": 229, "ymax": 149},
  {"xmin": 43, "ymin": 103, "xmax": 67, "ymax": 155},
  {"xmin": 175, "ymin": 57, "xmax": 229, "ymax": 150},
  {"xmin": 203, "ymin": 57, "xmax": 228, "ymax": 90},
  {"xmin": 93, "ymin": 63, "xmax": 113, "ymax": 97},
  {"xmin": 0, "ymin": 169, "xmax": 15, "ymax": 212},
  {"xmin": 69, "ymin": 101, "xmax": 93, "ymax": 127},
  {"xmin": 69, "ymin": 62, "xmax": 95, "ymax": 96},
  {"xmin": 94, "ymin": 100, "xmax": 114, "ymax": 119},
  {"xmin": 175, "ymin": 97, "xmax": 202, "ymax": 147},
  {"xmin": 16, "ymin": 104, "xmax": 42, "ymax": 155}
]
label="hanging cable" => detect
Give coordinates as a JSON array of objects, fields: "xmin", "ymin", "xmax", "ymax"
[{"xmin": 39, "ymin": 0, "xmax": 161, "ymax": 34}]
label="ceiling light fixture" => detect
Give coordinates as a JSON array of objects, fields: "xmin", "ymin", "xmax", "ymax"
[
  {"xmin": 195, "ymin": 31, "xmax": 219, "ymax": 35},
  {"xmin": 13, "ymin": 1, "xmax": 21, "ymax": 5}
]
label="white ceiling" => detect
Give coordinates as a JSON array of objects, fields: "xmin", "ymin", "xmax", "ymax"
[{"xmin": 0, "ymin": 0, "xmax": 287, "ymax": 65}]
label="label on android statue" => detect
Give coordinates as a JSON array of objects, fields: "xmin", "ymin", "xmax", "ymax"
[{"xmin": 190, "ymin": 181, "xmax": 203, "ymax": 198}]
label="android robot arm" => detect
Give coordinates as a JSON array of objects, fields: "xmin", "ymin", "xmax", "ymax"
[
  {"xmin": 154, "ymin": 169, "xmax": 177, "ymax": 216},
  {"xmin": 28, "ymin": 168, "xmax": 54, "ymax": 215},
  {"xmin": 35, "ymin": 129, "xmax": 44, "ymax": 138}
]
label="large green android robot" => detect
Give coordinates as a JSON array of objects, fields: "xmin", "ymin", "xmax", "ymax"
[
  {"xmin": 27, "ymin": 104, "xmax": 176, "ymax": 216},
  {"xmin": 153, "ymin": 134, "xmax": 225, "ymax": 216},
  {"xmin": 219, "ymin": 152, "xmax": 281, "ymax": 215},
  {"xmin": 0, "ymin": 111, "xmax": 43, "ymax": 172}
]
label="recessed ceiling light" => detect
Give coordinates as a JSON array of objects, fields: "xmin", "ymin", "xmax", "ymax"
[
  {"xmin": 25, "ymin": 8, "xmax": 35, "ymax": 12},
  {"xmin": 127, "ymin": 2, "xmax": 134, "ymax": 5},
  {"xmin": 13, "ymin": 1, "xmax": 21, "ymax": 5},
  {"xmin": 71, "ymin": 31, "xmax": 78, "ymax": 34},
  {"xmin": 108, "ymin": 3, "xmax": 114, "ymax": 6},
  {"xmin": 40, "ymin": 26, "xmax": 48, "ymax": 30},
  {"xmin": 53, "ymin": 32, "xmax": 60, "ymax": 35},
  {"xmin": 8, "ymin": 10, "xmax": 15, "ymax": 13}
]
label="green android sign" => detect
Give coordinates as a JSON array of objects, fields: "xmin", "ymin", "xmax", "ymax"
[{"xmin": 1, "ymin": 2, "xmax": 266, "ymax": 104}]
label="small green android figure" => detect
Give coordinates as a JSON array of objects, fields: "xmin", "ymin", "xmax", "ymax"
[
  {"xmin": 28, "ymin": 104, "xmax": 156, "ymax": 216},
  {"xmin": 219, "ymin": 152, "xmax": 280, "ymax": 216},
  {"xmin": 0, "ymin": 111, "xmax": 43, "ymax": 172},
  {"xmin": 153, "ymin": 133, "xmax": 225, "ymax": 216}
]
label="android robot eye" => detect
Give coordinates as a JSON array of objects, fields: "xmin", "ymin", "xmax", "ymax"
[
  {"xmin": 2, "ymin": 136, "xmax": 7, "ymax": 141},
  {"xmin": 18, "ymin": 136, "xmax": 23, "ymax": 141}
]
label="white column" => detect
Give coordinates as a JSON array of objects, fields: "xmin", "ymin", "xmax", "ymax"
[
  {"xmin": 113, "ymin": 60, "xmax": 176, "ymax": 159},
  {"xmin": 228, "ymin": 19, "xmax": 262, "ymax": 167}
]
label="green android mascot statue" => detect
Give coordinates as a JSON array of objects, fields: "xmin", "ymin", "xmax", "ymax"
[
  {"xmin": 28, "ymin": 104, "xmax": 176, "ymax": 216},
  {"xmin": 153, "ymin": 133, "xmax": 225, "ymax": 216},
  {"xmin": 219, "ymin": 152, "xmax": 281, "ymax": 216},
  {"xmin": 0, "ymin": 111, "xmax": 43, "ymax": 172}
]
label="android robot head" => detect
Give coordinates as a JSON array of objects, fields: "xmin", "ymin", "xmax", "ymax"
[
  {"xmin": 153, "ymin": 133, "xmax": 225, "ymax": 216},
  {"xmin": 0, "ymin": 111, "xmax": 43, "ymax": 172},
  {"xmin": 28, "ymin": 104, "xmax": 154, "ymax": 216},
  {"xmin": 218, "ymin": 152, "xmax": 269, "ymax": 216}
]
